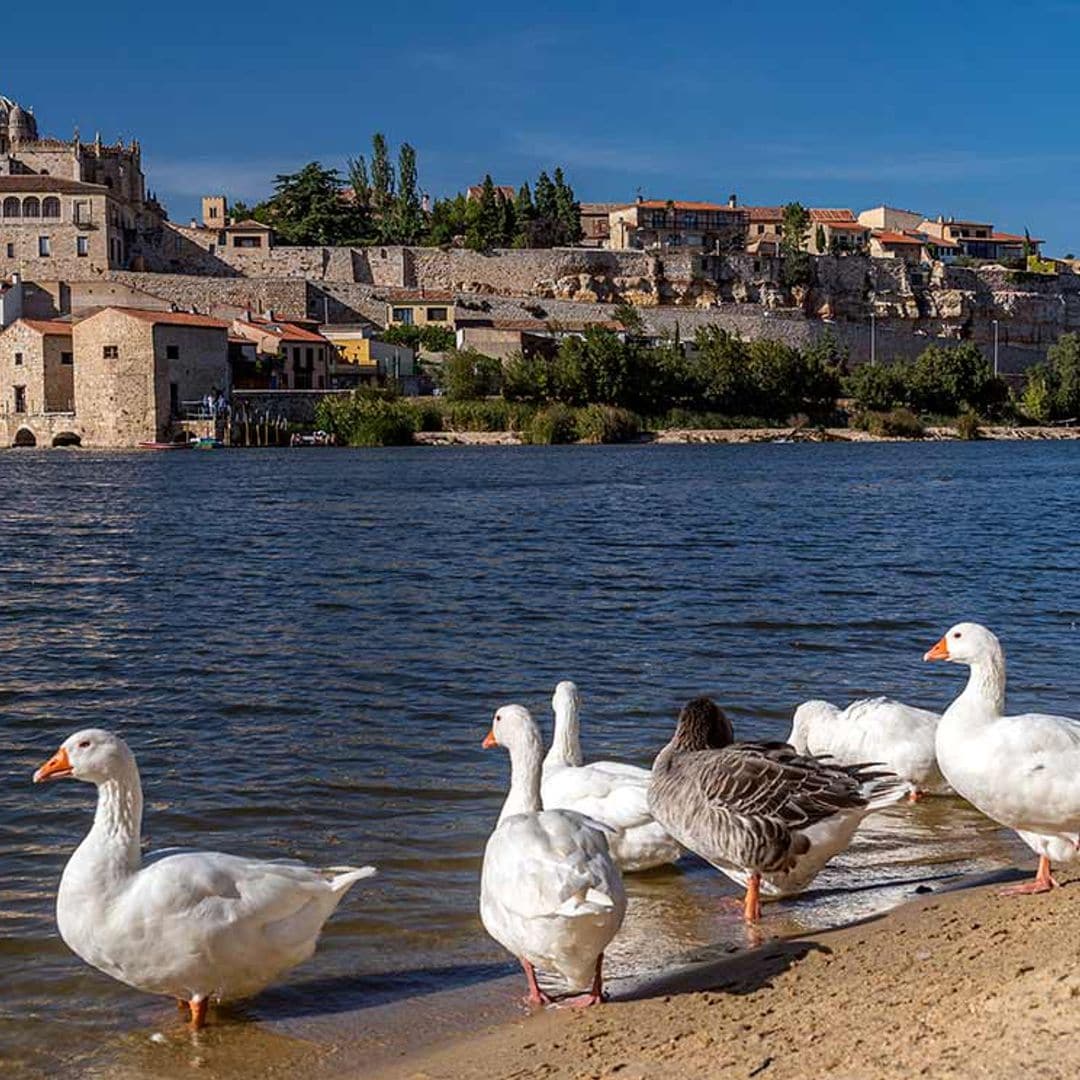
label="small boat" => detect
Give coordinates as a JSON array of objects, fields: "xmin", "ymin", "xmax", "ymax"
[
  {"xmin": 192, "ymin": 437, "xmax": 224, "ymax": 450},
  {"xmin": 137, "ymin": 441, "xmax": 193, "ymax": 451}
]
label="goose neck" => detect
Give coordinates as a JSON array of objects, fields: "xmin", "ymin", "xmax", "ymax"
[
  {"xmin": 544, "ymin": 697, "xmax": 583, "ymax": 770},
  {"xmin": 499, "ymin": 737, "xmax": 543, "ymax": 824},
  {"xmin": 956, "ymin": 652, "xmax": 1007, "ymax": 717},
  {"xmin": 84, "ymin": 766, "xmax": 144, "ymax": 873}
]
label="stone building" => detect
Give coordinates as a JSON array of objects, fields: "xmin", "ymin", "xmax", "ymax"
[
  {"xmin": 230, "ymin": 315, "xmax": 331, "ymax": 389},
  {"xmin": 0, "ymin": 318, "xmax": 75, "ymax": 444},
  {"xmin": 73, "ymin": 308, "xmax": 229, "ymax": 447},
  {"xmin": 0, "ymin": 91, "xmax": 167, "ymax": 278},
  {"xmin": 607, "ymin": 197, "xmax": 747, "ymax": 252}
]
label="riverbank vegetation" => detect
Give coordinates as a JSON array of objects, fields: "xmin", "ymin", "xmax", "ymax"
[{"xmin": 316, "ymin": 323, "xmax": 1068, "ymax": 446}]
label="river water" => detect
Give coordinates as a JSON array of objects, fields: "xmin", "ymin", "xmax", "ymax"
[{"xmin": 2, "ymin": 442, "xmax": 1077, "ymax": 1079}]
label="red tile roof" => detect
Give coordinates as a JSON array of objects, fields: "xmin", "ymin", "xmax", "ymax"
[
  {"xmin": 809, "ymin": 208, "xmax": 858, "ymax": 224},
  {"xmin": 745, "ymin": 206, "xmax": 785, "ymax": 222},
  {"xmin": 873, "ymin": 231, "xmax": 923, "ymax": 245},
  {"xmin": 235, "ymin": 319, "xmax": 326, "ymax": 343},
  {"xmin": 0, "ymin": 176, "xmax": 110, "ymax": 195},
  {"xmin": 824, "ymin": 221, "xmax": 870, "ymax": 232},
  {"xmin": 633, "ymin": 200, "xmax": 741, "ymax": 212},
  {"xmin": 992, "ymin": 231, "xmax": 1042, "ymax": 243},
  {"xmin": 15, "ymin": 318, "xmax": 73, "ymax": 335},
  {"xmin": 95, "ymin": 308, "xmax": 229, "ymax": 329}
]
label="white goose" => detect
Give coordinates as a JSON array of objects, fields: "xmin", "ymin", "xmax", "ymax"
[
  {"xmin": 541, "ymin": 681, "xmax": 682, "ymax": 872},
  {"xmin": 33, "ymin": 729, "xmax": 376, "ymax": 1027},
  {"xmin": 926, "ymin": 622, "xmax": 1080, "ymax": 894},
  {"xmin": 789, "ymin": 697, "xmax": 949, "ymax": 799},
  {"xmin": 480, "ymin": 704, "xmax": 626, "ymax": 1007}
]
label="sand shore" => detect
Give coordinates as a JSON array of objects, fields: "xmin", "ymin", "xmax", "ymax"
[
  {"xmin": 414, "ymin": 425, "xmax": 1080, "ymax": 446},
  {"xmin": 371, "ymin": 864, "xmax": 1080, "ymax": 1079}
]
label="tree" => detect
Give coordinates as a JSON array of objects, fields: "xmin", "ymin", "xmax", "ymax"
[
  {"xmin": 1044, "ymin": 331, "xmax": 1080, "ymax": 417},
  {"xmin": 513, "ymin": 183, "xmax": 536, "ymax": 247},
  {"xmin": 261, "ymin": 162, "xmax": 363, "ymax": 246},
  {"xmin": 440, "ymin": 348, "xmax": 503, "ymax": 399},
  {"xmin": 390, "ymin": 142, "xmax": 424, "ymax": 244},
  {"xmin": 905, "ymin": 342, "xmax": 1007, "ymax": 416},
  {"xmin": 815, "ymin": 223, "xmax": 827, "ymax": 254},
  {"xmin": 347, "ymin": 154, "xmax": 371, "ymax": 212},
  {"xmin": 427, "ymin": 193, "xmax": 469, "ymax": 246},
  {"xmin": 553, "ymin": 167, "xmax": 582, "ymax": 245},
  {"xmin": 497, "ymin": 189, "xmax": 517, "ymax": 246},
  {"xmin": 780, "ymin": 202, "xmax": 812, "ymax": 286},
  {"xmin": 371, "ymin": 133, "xmax": 395, "ymax": 208},
  {"xmin": 466, "ymin": 175, "xmax": 503, "ymax": 251}
]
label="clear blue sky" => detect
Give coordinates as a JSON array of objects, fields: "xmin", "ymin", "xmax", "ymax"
[{"xmin": 9, "ymin": 0, "xmax": 1080, "ymax": 251}]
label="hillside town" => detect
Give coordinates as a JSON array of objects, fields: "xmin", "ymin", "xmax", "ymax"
[{"xmin": 0, "ymin": 88, "xmax": 1071, "ymax": 448}]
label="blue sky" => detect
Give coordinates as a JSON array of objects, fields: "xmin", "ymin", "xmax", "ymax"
[{"xmin": 10, "ymin": 0, "xmax": 1080, "ymax": 250}]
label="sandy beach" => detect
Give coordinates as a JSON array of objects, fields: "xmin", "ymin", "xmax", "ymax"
[{"xmin": 372, "ymin": 864, "xmax": 1080, "ymax": 1080}]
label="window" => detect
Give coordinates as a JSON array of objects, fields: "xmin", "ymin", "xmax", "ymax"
[
  {"xmin": 13, "ymin": 386, "xmax": 26, "ymax": 413},
  {"xmin": 217, "ymin": 231, "xmax": 227, "ymax": 245},
  {"xmin": 305, "ymin": 347, "xmax": 313, "ymax": 368},
  {"xmin": 2, "ymin": 197, "xmax": 19, "ymax": 218},
  {"xmin": 391, "ymin": 307, "xmax": 414, "ymax": 325},
  {"xmin": 38, "ymin": 236, "xmax": 51, "ymax": 257},
  {"xmin": 5, "ymin": 243, "xmax": 12, "ymax": 258},
  {"xmin": 61, "ymin": 352, "xmax": 73, "ymax": 366},
  {"xmin": 22, "ymin": 197, "xmax": 40, "ymax": 219},
  {"xmin": 103, "ymin": 345, "xmax": 118, "ymax": 359},
  {"xmin": 14, "ymin": 352, "xmax": 22, "ymax": 366},
  {"xmin": 233, "ymin": 236, "xmax": 262, "ymax": 248},
  {"xmin": 166, "ymin": 345, "xmax": 179, "ymax": 360},
  {"xmin": 170, "ymin": 382, "xmax": 179, "ymax": 417},
  {"xmin": 426, "ymin": 307, "xmax": 448, "ymax": 321},
  {"xmin": 757, "ymin": 224, "xmax": 765, "ymax": 235},
  {"xmin": 74, "ymin": 200, "xmax": 91, "ymax": 224},
  {"xmin": 76, "ymin": 236, "xmax": 89, "ymax": 257},
  {"xmin": 208, "ymin": 205, "xmax": 219, "ymax": 219},
  {"xmin": 42, "ymin": 197, "xmax": 60, "ymax": 219}
]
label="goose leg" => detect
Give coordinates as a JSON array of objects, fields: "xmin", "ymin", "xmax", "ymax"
[
  {"xmin": 176, "ymin": 998, "xmax": 189, "ymax": 1016},
  {"xmin": 559, "ymin": 953, "xmax": 605, "ymax": 1008},
  {"xmin": 999, "ymin": 855, "xmax": 1060, "ymax": 896},
  {"xmin": 189, "ymin": 997, "xmax": 208, "ymax": 1030},
  {"xmin": 520, "ymin": 959, "xmax": 552, "ymax": 1007},
  {"xmin": 907, "ymin": 790, "xmax": 923, "ymax": 804},
  {"xmin": 743, "ymin": 872, "xmax": 762, "ymax": 923}
]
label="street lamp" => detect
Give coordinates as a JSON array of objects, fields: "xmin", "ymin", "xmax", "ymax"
[
  {"xmin": 992, "ymin": 319, "xmax": 999, "ymax": 376},
  {"xmin": 870, "ymin": 312, "xmax": 877, "ymax": 366}
]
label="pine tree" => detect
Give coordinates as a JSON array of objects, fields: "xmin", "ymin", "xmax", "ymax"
[
  {"xmin": 514, "ymin": 182, "xmax": 535, "ymax": 247},
  {"xmin": 533, "ymin": 171, "xmax": 558, "ymax": 247},
  {"xmin": 392, "ymin": 142, "xmax": 424, "ymax": 244},
  {"xmin": 497, "ymin": 191, "xmax": 517, "ymax": 246},
  {"xmin": 467, "ymin": 175, "xmax": 502, "ymax": 251},
  {"xmin": 371, "ymin": 133, "xmax": 395, "ymax": 208},
  {"xmin": 552, "ymin": 167, "xmax": 582, "ymax": 246}
]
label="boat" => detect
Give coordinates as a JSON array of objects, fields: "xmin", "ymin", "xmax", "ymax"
[
  {"xmin": 192, "ymin": 437, "xmax": 224, "ymax": 450},
  {"xmin": 137, "ymin": 441, "xmax": 193, "ymax": 451}
]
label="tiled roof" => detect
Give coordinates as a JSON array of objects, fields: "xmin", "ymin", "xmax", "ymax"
[
  {"xmin": 466, "ymin": 184, "xmax": 517, "ymax": 202},
  {"xmin": 225, "ymin": 219, "xmax": 272, "ymax": 231},
  {"xmin": 824, "ymin": 221, "xmax": 870, "ymax": 232},
  {"xmin": 745, "ymin": 206, "xmax": 785, "ymax": 222},
  {"xmin": 872, "ymin": 231, "xmax": 923, "ymax": 245},
  {"xmin": 0, "ymin": 175, "xmax": 110, "ymax": 195},
  {"xmin": 809, "ymin": 208, "xmax": 858, "ymax": 223},
  {"xmin": 93, "ymin": 307, "xmax": 229, "ymax": 329},
  {"xmin": 634, "ymin": 200, "xmax": 741, "ymax": 212},
  {"xmin": 15, "ymin": 318, "xmax": 73, "ymax": 335},
  {"xmin": 992, "ymin": 231, "xmax": 1042, "ymax": 243},
  {"xmin": 235, "ymin": 319, "xmax": 326, "ymax": 343}
]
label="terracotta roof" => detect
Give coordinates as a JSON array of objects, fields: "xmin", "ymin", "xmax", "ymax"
[
  {"xmin": 91, "ymin": 307, "xmax": 229, "ymax": 329},
  {"xmin": 382, "ymin": 288, "xmax": 455, "ymax": 303},
  {"xmin": 466, "ymin": 184, "xmax": 516, "ymax": 202},
  {"xmin": 0, "ymin": 175, "xmax": 110, "ymax": 195},
  {"xmin": 991, "ymin": 231, "xmax": 1042, "ymax": 243},
  {"xmin": 633, "ymin": 200, "xmax": 741, "ymax": 212},
  {"xmin": 824, "ymin": 221, "xmax": 870, "ymax": 232},
  {"xmin": 15, "ymin": 318, "xmax": 73, "ymax": 335},
  {"xmin": 872, "ymin": 231, "xmax": 923, "ymax": 245},
  {"xmin": 745, "ymin": 206, "xmax": 785, "ymax": 222},
  {"xmin": 809, "ymin": 208, "xmax": 858, "ymax": 223},
  {"xmin": 235, "ymin": 319, "xmax": 326, "ymax": 343}
]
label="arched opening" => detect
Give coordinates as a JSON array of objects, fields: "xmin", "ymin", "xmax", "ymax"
[
  {"xmin": 2, "ymin": 196, "xmax": 20, "ymax": 218},
  {"xmin": 22, "ymin": 197, "xmax": 40, "ymax": 218},
  {"xmin": 41, "ymin": 196, "xmax": 60, "ymax": 219},
  {"xmin": 52, "ymin": 432, "xmax": 81, "ymax": 447},
  {"xmin": 13, "ymin": 428, "xmax": 37, "ymax": 447}
]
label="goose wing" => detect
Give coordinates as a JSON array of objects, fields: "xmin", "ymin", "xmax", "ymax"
[{"xmin": 542, "ymin": 761, "xmax": 654, "ymax": 832}]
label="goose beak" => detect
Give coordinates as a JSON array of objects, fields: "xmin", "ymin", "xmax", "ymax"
[
  {"xmin": 923, "ymin": 637, "xmax": 950, "ymax": 662},
  {"xmin": 482, "ymin": 729, "xmax": 497, "ymax": 749},
  {"xmin": 34, "ymin": 746, "xmax": 73, "ymax": 783}
]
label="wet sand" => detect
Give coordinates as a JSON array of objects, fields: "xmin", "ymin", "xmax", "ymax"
[{"xmin": 371, "ymin": 864, "xmax": 1080, "ymax": 1080}]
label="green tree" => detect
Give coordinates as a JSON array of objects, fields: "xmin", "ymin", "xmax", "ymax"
[
  {"xmin": 815, "ymin": 223, "xmax": 826, "ymax": 254},
  {"xmin": 553, "ymin": 167, "xmax": 582, "ymax": 245},
  {"xmin": 466, "ymin": 175, "xmax": 503, "ymax": 251},
  {"xmin": 513, "ymin": 183, "xmax": 536, "ymax": 247},
  {"xmin": 262, "ymin": 162, "xmax": 363, "ymax": 246},
  {"xmin": 427, "ymin": 193, "xmax": 469, "ymax": 246},
  {"xmin": 371, "ymin": 133, "xmax": 395, "ymax": 208},
  {"xmin": 780, "ymin": 202, "xmax": 812, "ymax": 286},
  {"xmin": 846, "ymin": 362, "xmax": 907, "ymax": 411},
  {"xmin": 1045, "ymin": 331, "xmax": 1080, "ymax": 417},
  {"xmin": 440, "ymin": 348, "xmax": 503, "ymax": 399},
  {"xmin": 389, "ymin": 142, "xmax": 424, "ymax": 244},
  {"xmin": 497, "ymin": 189, "xmax": 517, "ymax": 246},
  {"xmin": 612, "ymin": 302, "xmax": 644, "ymax": 335},
  {"xmin": 905, "ymin": 342, "xmax": 1007, "ymax": 416}
]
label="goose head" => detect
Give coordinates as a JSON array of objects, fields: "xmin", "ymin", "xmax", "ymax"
[
  {"xmin": 924, "ymin": 622, "xmax": 1001, "ymax": 666},
  {"xmin": 789, "ymin": 700, "xmax": 836, "ymax": 753},
  {"xmin": 674, "ymin": 697, "xmax": 734, "ymax": 751},
  {"xmin": 33, "ymin": 729, "xmax": 135, "ymax": 786},
  {"xmin": 482, "ymin": 704, "xmax": 543, "ymax": 756},
  {"xmin": 551, "ymin": 680, "xmax": 580, "ymax": 718}
]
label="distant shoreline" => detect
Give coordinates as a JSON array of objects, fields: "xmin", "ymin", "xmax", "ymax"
[{"xmin": 413, "ymin": 425, "xmax": 1080, "ymax": 446}]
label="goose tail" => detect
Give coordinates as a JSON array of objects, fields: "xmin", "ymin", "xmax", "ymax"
[{"xmin": 325, "ymin": 865, "xmax": 378, "ymax": 892}]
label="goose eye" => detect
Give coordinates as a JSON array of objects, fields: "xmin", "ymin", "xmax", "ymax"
[
  {"xmin": 78, "ymin": 740, "xmax": 91, "ymax": 749},
  {"xmin": 952, "ymin": 632, "xmax": 962, "ymax": 639}
]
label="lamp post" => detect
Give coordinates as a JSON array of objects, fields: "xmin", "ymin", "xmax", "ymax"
[
  {"xmin": 992, "ymin": 319, "xmax": 999, "ymax": 376},
  {"xmin": 870, "ymin": 312, "xmax": 877, "ymax": 366}
]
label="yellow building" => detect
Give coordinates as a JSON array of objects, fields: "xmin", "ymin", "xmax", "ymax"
[{"xmin": 383, "ymin": 289, "xmax": 455, "ymax": 328}]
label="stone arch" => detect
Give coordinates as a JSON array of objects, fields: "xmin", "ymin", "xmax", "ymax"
[
  {"xmin": 13, "ymin": 428, "xmax": 37, "ymax": 447},
  {"xmin": 51, "ymin": 431, "xmax": 81, "ymax": 447},
  {"xmin": 2, "ymin": 196, "xmax": 19, "ymax": 218},
  {"xmin": 22, "ymin": 196, "xmax": 39, "ymax": 218},
  {"xmin": 41, "ymin": 196, "xmax": 60, "ymax": 219}
]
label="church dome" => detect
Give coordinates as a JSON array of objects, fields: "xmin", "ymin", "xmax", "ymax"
[{"xmin": 8, "ymin": 103, "xmax": 37, "ymax": 143}]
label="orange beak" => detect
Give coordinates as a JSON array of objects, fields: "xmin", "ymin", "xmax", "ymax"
[
  {"xmin": 924, "ymin": 636, "xmax": 950, "ymax": 662},
  {"xmin": 33, "ymin": 746, "xmax": 73, "ymax": 783},
  {"xmin": 482, "ymin": 729, "xmax": 497, "ymax": 749}
]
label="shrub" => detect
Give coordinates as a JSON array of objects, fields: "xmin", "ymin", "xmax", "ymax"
[
  {"xmin": 439, "ymin": 348, "xmax": 503, "ymax": 400},
  {"xmin": 527, "ymin": 404, "xmax": 578, "ymax": 444},
  {"xmin": 411, "ymin": 400, "xmax": 444, "ymax": 432},
  {"xmin": 905, "ymin": 342, "xmax": 1008, "ymax": 416},
  {"xmin": 856, "ymin": 408, "xmax": 925, "ymax": 438},
  {"xmin": 314, "ymin": 392, "xmax": 417, "ymax": 446},
  {"xmin": 845, "ymin": 363, "xmax": 907, "ymax": 411},
  {"xmin": 575, "ymin": 405, "xmax": 641, "ymax": 444},
  {"xmin": 955, "ymin": 410, "xmax": 982, "ymax": 440},
  {"xmin": 382, "ymin": 324, "xmax": 456, "ymax": 352},
  {"xmin": 437, "ymin": 399, "xmax": 535, "ymax": 432}
]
